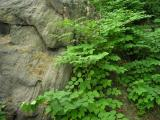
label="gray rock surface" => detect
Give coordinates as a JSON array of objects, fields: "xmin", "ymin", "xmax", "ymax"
[
  {"xmin": 0, "ymin": 0, "xmax": 93, "ymax": 119},
  {"xmin": 0, "ymin": 0, "xmax": 92, "ymax": 119},
  {"xmin": 0, "ymin": 29, "xmax": 71, "ymax": 120},
  {"xmin": 0, "ymin": 0, "xmax": 62, "ymax": 48},
  {"xmin": 0, "ymin": 0, "xmax": 91, "ymax": 48}
]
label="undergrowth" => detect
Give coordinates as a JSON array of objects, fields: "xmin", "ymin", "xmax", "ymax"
[
  {"xmin": 0, "ymin": 102, "xmax": 6, "ymax": 120},
  {"xmin": 21, "ymin": 0, "xmax": 160, "ymax": 119}
]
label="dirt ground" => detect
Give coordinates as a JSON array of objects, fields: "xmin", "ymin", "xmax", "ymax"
[{"xmin": 118, "ymin": 87, "xmax": 160, "ymax": 120}]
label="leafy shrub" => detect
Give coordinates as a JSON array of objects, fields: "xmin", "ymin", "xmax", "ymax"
[
  {"xmin": 21, "ymin": 90, "xmax": 127, "ymax": 120},
  {"xmin": 120, "ymin": 27, "xmax": 160, "ymax": 114},
  {"xmin": 21, "ymin": 0, "xmax": 160, "ymax": 119},
  {"xmin": 142, "ymin": 0, "xmax": 160, "ymax": 17}
]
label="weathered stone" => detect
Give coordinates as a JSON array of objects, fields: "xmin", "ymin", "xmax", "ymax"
[
  {"xmin": 0, "ymin": 0, "xmax": 90, "ymax": 119},
  {"xmin": 48, "ymin": 0, "xmax": 88, "ymax": 18},
  {"xmin": 0, "ymin": 28, "xmax": 71, "ymax": 120},
  {"xmin": 0, "ymin": 0, "xmax": 62, "ymax": 48},
  {"xmin": 0, "ymin": 0, "xmax": 94, "ymax": 48}
]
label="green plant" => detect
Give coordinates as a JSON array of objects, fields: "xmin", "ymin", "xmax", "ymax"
[
  {"xmin": 21, "ymin": 0, "xmax": 160, "ymax": 118},
  {"xmin": 21, "ymin": 90, "xmax": 127, "ymax": 120},
  {"xmin": 120, "ymin": 27, "xmax": 160, "ymax": 114},
  {"xmin": 0, "ymin": 102, "xmax": 6, "ymax": 120}
]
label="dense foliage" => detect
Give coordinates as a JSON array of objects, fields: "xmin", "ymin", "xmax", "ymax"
[{"xmin": 21, "ymin": 0, "xmax": 160, "ymax": 119}]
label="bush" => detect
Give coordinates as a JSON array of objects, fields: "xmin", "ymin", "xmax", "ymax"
[{"xmin": 21, "ymin": 0, "xmax": 160, "ymax": 119}]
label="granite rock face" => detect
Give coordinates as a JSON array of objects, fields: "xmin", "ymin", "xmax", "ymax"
[
  {"xmin": 0, "ymin": 0, "xmax": 62, "ymax": 48},
  {"xmin": 0, "ymin": 28, "xmax": 71, "ymax": 120},
  {"xmin": 0, "ymin": 0, "xmax": 90, "ymax": 119},
  {"xmin": 0, "ymin": 0, "xmax": 91, "ymax": 48}
]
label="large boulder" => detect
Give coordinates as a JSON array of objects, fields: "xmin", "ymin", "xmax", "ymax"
[
  {"xmin": 0, "ymin": 26, "xmax": 71, "ymax": 120},
  {"xmin": 0, "ymin": 0, "xmax": 93, "ymax": 119}
]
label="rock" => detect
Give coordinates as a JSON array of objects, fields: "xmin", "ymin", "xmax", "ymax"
[
  {"xmin": 0, "ymin": 0, "xmax": 62, "ymax": 48},
  {"xmin": 0, "ymin": 28, "xmax": 71, "ymax": 119},
  {"xmin": 10, "ymin": 26, "xmax": 44, "ymax": 49},
  {"xmin": 0, "ymin": 0, "xmax": 91, "ymax": 119},
  {"xmin": 0, "ymin": 0, "xmax": 93, "ymax": 49},
  {"xmin": 48, "ymin": 0, "xmax": 89, "ymax": 18}
]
